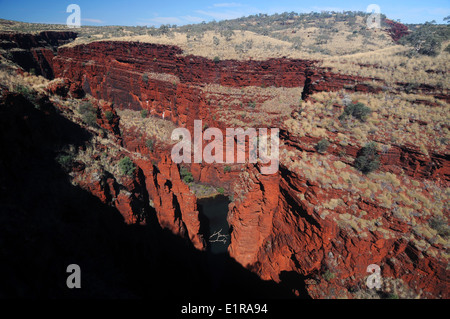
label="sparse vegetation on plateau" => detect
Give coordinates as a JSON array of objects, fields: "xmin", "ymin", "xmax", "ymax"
[{"xmin": 399, "ymin": 21, "xmax": 450, "ymax": 56}]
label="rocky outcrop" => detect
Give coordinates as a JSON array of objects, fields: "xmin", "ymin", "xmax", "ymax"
[
  {"xmin": 135, "ymin": 157, "xmax": 205, "ymax": 250},
  {"xmin": 384, "ymin": 19, "xmax": 410, "ymax": 42},
  {"xmin": 227, "ymin": 162, "xmax": 448, "ymax": 299},
  {"xmin": 0, "ymin": 31, "xmax": 77, "ymax": 78}
]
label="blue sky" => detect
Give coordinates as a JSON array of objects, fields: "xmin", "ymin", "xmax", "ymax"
[{"xmin": 0, "ymin": 0, "xmax": 449, "ymax": 26}]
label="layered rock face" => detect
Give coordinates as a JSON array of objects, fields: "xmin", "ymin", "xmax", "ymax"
[{"xmin": 53, "ymin": 41, "xmax": 381, "ymax": 121}]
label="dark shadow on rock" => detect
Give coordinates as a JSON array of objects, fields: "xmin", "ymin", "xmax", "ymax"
[
  {"xmin": 279, "ymin": 271, "xmax": 312, "ymax": 299},
  {"xmin": 0, "ymin": 90, "xmax": 309, "ymax": 299}
]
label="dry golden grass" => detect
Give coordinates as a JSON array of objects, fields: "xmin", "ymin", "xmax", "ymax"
[
  {"xmin": 117, "ymin": 109, "xmax": 177, "ymax": 144},
  {"xmin": 200, "ymin": 83, "xmax": 302, "ymax": 127},
  {"xmin": 0, "ymin": 64, "xmax": 49, "ymax": 92},
  {"xmin": 320, "ymin": 45, "xmax": 450, "ymax": 89},
  {"xmin": 284, "ymin": 90, "xmax": 449, "ymax": 154},
  {"xmin": 280, "ymin": 143, "xmax": 449, "ymax": 259},
  {"xmin": 64, "ymin": 30, "xmax": 318, "ymax": 60},
  {"xmin": 64, "ymin": 18, "xmax": 394, "ymax": 61},
  {"xmin": 272, "ymin": 16, "xmax": 393, "ymax": 56}
]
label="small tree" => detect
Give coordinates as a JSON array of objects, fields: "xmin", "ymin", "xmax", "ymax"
[
  {"xmin": 316, "ymin": 139, "xmax": 330, "ymax": 153},
  {"xmin": 180, "ymin": 166, "xmax": 194, "ymax": 184},
  {"xmin": 213, "ymin": 56, "xmax": 220, "ymax": 63},
  {"xmin": 355, "ymin": 142, "xmax": 380, "ymax": 174},
  {"xmin": 142, "ymin": 73, "xmax": 149, "ymax": 83},
  {"xmin": 119, "ymin": 156, "xmax": 136, "ymax": 176},
  {"xmin": 56, "ymin": 153, "xmax": 74, "ymax": 169},
  {"xmin": 145, "ymin": 139, "xmax": 155, "ymax": 152},
  {"xmin": 224, "ymin": 165, "xmax": 231, "ymax": 173},
  {"xmin": 339, "ymin": 102, "xmax": 372, "ymax": 122},
  {"xmin": 78, "ymin": 101, "xmax": 98, "ymax": 127},
  {"xmin": 105, "ymin": 111, "xmax": 114, "ymax": 122},
  {"xmin": 141, "ymin": 109, "xmax": 148, "ymax": 118},
  {"xmin": 323, "ymin": 270, "xmax": 336, "ymax": 282}
]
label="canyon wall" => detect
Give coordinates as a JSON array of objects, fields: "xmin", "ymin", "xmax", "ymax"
[
  {"xmin": 2, "ymin": 33, "xmax": 447, "ymax": 298},
  {"xmin": 49, "ymin": 40, "xmax": 449, "ymax": 298},
  {"xmin": 52, "ymin": 41, "xmax": 380, "ymax": 123}
]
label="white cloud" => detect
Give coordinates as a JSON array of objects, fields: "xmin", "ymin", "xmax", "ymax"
[
  {"xmin": 138, "ymin": 15, "xmax": 206, "ymax": 26},
  {"xmin": 82, "ymin": 18, "xmax": 104, "ymax": 24},
  {"xmin": 195, "ymin": 9, "xmax": 246, "ymax": 20}
]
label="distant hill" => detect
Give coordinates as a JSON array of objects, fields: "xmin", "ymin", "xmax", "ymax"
[{"xmin": 1, "ymin": 11, "xmax": 448, "ymax": 60}]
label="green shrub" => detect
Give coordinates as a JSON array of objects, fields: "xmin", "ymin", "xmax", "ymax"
[
  {"xmin": 323, "ymin": 270, "xmax": 335, "ymax": 282},
  {"xmin": 355, "ymin": 142, "xmax": 380, "ymax": 174},
  {"xmin": 14, "ymin": 84, "xmax": 34, "ymax": 100},
  {"xmin": 217, "ymin": 187, "xmax": 225, "ymax": 195},
  {"xmin": 142, "ymin": 73, "xmax": 149, "ymax": 83},
  {"xmin": 248, "ymin": 101, "xmax": 256, "ymax": 108},
  {"xmin": 213, "ymin": 56, "xmax": 220, "ymax": 63},
  {"xmin": 316, "ymin": 139, "xmax": 330, "ymax": 153},
  {"xmin": 145, "ymin": 139, "xmax": 155, "ymax": 152},
  {"xmin": 105, "ymin": 111, "xmax": 114, "ymax": 122},
  {"xmin": 224, "ymin": 165, "xmax": 231, "ymax": 173},
  {"xmin": 429, "ymin": 217, "xmax": 450, "ymax": 237},
  {"xmin": 180, "ymin": 166, "xmax": 194, "ymax": 184},
  {"xmin": 82, "ymin": 111, "xmax": 98, "ymax": 127},
  {"xmin": 78, "ymin": 101, "xmax": 98, "ymax": 127},
  {"xmin": 118, "ymin": 156, "xmax": 136, "ymax": 176},
  {"xmin": 56, "ymin": 154, "xmax": 74, "ymax": 169},
  {"xmin": 141, "ymin": 109, "xmax": 148, "ymax": 118},
  {"xmin": 339, "ymin": 102, "xmax": 372, "ymax": 122}
]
